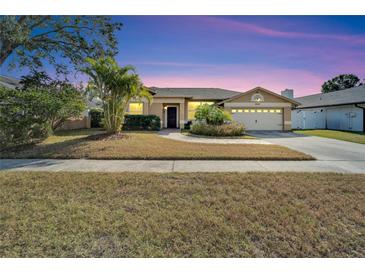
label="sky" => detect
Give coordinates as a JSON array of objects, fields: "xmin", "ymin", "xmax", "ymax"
[{"xmin": 2, "ymin": 16, "xmax": 365, "ymax": 96}]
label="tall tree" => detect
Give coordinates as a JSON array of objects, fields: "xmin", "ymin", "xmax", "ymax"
[
  {"xmin": 83, "ymin": 57, "xmax": 151, "ymax": 134},
  {"xmin": 0, "ymin": 16, "xmax": 122, "ymax": 73},
  {"xmin": 321, "ymin": 74, "xmax": 362, "ymax": 93}
]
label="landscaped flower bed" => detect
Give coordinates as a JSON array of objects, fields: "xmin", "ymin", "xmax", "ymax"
[
  {"xmin": 189, "ymin": 103, "xmax": 245, "ymax": 137},
  {"xmin": 190, "ymin": 121, "xmax": 245, "ymax": 137}
]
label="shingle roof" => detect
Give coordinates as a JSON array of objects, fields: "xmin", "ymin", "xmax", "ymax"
[
  {"xmin": 218, "ymin": 86, "xmax": 300, "ymax": 106},
  {"xmin": 149, "ymin": 87, "xmax": 242, "ymax": 100},
  {"xmin": 295, "ymin": 85, "xmax": 365, "ymax": 108},
  {"xmin": 0, "ymin": 75, "xmax": 21, "ymax": 89}
]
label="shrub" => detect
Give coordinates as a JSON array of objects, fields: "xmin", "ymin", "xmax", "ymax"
[
  {"xmin": 195, "ymin": 103, "xmax": 231, "ymax": 125},
  {"xmin": 0, "ymin": 85, "xmax": 86, "ymax": 148},
  {"xmin": 18, "ymin": 71, "xmax": 86, "ymax": 131},
  {"xmin": 0, "ymin": 87, "xmax": 52, "ymax": 148},
  {"xmin": 123, "ymin": 115, "xmax": 160, "ymax": 131},
  {"xmin": 190, "ymin": 121, "xmax": 245, "ymax": 137},
  {"xmin": 89, "ymin": 108, "xmax": 104, "ymax": 128},
  {"xmin": 49, "ymin": 85, "xmax": 86, "ymax": 131}
]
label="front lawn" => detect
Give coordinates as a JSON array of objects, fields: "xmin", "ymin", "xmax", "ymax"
[
  {"xmin": 1, "ymin": 129, "xmax": 313, "ymax": 160},
  {"xmin": 1, "ymin": 172, "xmax": 364, "ymax": 257},
  {"xmin": 294, "ymin": 129, "xmax": 365, "ymax": 145}
]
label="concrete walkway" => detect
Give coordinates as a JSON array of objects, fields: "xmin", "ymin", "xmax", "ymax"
[
  {"xmin": 158, "ymin": 129, "xmax": 271, "ymax": 144},
  {"xmin": 1, "ymin": 159, "xmax": 365, "ymax": 173}
]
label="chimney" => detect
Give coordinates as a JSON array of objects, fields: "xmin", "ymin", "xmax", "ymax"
[{"xmin": 281, "ymin": 88, "xmax": 294, "ymax": 99}]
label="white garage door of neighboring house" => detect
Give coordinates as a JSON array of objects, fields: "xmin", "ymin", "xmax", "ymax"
[{"xmin": 231, "ymin": 109, "xmax": 283, "ymax": 130}]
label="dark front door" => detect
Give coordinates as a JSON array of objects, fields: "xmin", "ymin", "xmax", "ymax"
[{"xmin": 167, "ymin": 107, "xmax": 177, "ymax": 128}]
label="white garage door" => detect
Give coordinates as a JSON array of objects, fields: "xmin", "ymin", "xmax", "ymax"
[{"xmin": 231, "ymin": 108, "xmax": 283, "ymax": 130}]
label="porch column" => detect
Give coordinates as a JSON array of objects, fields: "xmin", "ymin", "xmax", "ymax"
[{"xmin": 179, "ymin": 102, "xmax": 185, "ymax": 129}]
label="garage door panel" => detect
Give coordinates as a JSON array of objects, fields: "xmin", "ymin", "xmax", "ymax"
[{"xmin": 232, "ymin": 111, "xmax": 283, "ymax": 130}]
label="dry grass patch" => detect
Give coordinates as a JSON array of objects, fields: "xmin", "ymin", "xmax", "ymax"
[
  {"xmin": 1, "ymin": 129, "xmax": 313, "ymax": 160},
  {"xmin": 0, "ymin": 171, "xmax": 364, "ymax": 257}
]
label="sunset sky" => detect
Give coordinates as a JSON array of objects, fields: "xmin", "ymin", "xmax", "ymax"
[{"xmin": 3, "ymin": 16, "xmax": 365, "ymax": 97}]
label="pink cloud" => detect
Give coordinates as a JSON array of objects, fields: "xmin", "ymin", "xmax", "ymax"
[
  {"xmin": 142, "ymin": 65, "xmax": 325, "ymax": 97},
  {"xmin": 199, "ymin": 17, "xmax": 365, "ymax": 45},
  {"xmin": 124, "ymin": 60, "xmax": 218, "ymax": 69}
]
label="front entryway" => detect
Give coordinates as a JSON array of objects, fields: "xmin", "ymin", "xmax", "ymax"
[{"xmin": 167, "ymin": 107, "xmax": 177, "ymax": 128}]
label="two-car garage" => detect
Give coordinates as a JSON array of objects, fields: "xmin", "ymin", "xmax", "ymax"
[
  {"xmin": 220, "ymin": 87, "xmax": 298, "ymax": 131},
  {"xmin": 231, "ymin": 108, "xmax": 283, "ymax": 130}
]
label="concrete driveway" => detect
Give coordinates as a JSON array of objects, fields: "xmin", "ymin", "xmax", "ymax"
[{"xmin": 248, "ymin": 131, "xmax": 365, "ymax": 161}]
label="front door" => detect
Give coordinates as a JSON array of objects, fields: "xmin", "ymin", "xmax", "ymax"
[{"xmin": 167, "ymin": 107, "xmax": 177, "ymax": 128}]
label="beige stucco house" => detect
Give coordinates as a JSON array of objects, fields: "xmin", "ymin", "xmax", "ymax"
[
  {"xmin": 128, "ymin": 86, "xmax": 299, "ymax": 131},
  {"xmin": 0, "ymin": 75, "xmax": 299, "ymax": 131}
]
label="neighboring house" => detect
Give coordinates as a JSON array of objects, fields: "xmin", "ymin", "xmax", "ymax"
[
  {"xmin": 292, "ymin": 86, "xmax": 365, "ymax": 132},
  {"xmin": 0, "ymin": 75, "xmax": 21, "ymax": 89},
  {"xmin": 130, "ymin": 86, "xmax": 299, "ymax": 131}
]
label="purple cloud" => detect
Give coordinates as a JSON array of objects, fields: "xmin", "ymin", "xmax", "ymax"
[{"xmin": 199, "ymin": 17, "xmax": 365, "ymax": 44}]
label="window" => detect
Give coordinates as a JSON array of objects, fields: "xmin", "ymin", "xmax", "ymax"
[
  {"xmin": 127, "ymin": 103, "xmax": 143, "ymax": 115},
  {"xmin": 188, "ymin": 101, "xmax": 214, "ymax": 120},
  {"xmin": 231, "ymin": 108, "xmax": 282, "ymax": 114},
  {"xmin": 251, "ymin": 93, "xmax": 264, "ymax": 103}
]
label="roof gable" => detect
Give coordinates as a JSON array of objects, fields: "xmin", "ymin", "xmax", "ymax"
[
  {"xmin": 219, "ymin": 86, "xmax": 299, "ymax": 105},
  {"xmin": 0, "ymin": 75, "xmax": 21, "ymax": 89}
]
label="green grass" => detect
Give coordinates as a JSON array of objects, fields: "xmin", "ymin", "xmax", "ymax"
[
  {"xmin": 1, "ymin": 129, "xmax": 313, "ymax": 160},
  {"xmin": 0, "ymin": 172, "xmax": 364, "ymax": 257},
  {"xmin": 294, "ymin": 129, "xmax": 365, "ymax": 145}
]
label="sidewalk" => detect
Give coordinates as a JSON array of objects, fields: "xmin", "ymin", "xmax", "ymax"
[{"xmin": 1, "ymin": 159, "xmax": 365, "ymax": 173}]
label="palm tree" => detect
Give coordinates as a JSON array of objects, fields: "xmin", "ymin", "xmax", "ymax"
[{"xmin": 83, "ymin": 57, "xmax": 151, "ymax": 134}]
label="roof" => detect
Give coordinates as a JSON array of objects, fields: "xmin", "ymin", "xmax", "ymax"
[
  {"xmin": 0, "ymin": 75, "xmax": 21, "ymax": 89},
  {"xmin": 295, "ymin": 85, "xmax": 365, "ymax": 108},
  {"xmin": 149, "ymin": 87, "xmax": 242, "ymax": 100},
  {"xmin": 218, "ymin": 86, "xmax": 300, "ymax": 106}
]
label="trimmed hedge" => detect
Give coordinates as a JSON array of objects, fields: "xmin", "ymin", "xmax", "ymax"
[
  {"xmin": 190, "ymin": 121, "xmax": 245, "ymax": 136},
  {"xmin": 89, "ymin": 109, "xmax": 161, "ymax": 131},
  {"xmin": 89, "ymin": 108, "xmax": 104, "ymax": 128},
  {"xmin": 123, "ymin": 115, "xmax": 161, "ymax": 131}
]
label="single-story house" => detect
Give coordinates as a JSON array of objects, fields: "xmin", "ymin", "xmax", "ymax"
[
  {"xmin": 0, "ymin": 74, "xmax": 299, "ymax": 131},
  {"xmin": 292, "ymin": 86, "xmax": 365, "ymax": 132},
  {"xmin": 130, "ymin": 86, "xmax": 299, "ymax": 131}
]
